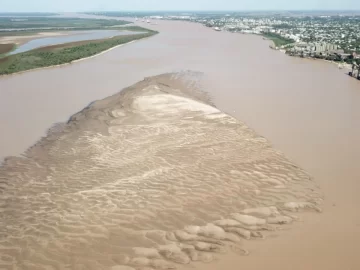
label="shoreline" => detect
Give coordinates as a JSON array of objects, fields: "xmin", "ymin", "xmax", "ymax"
[
  {"xmin": 203, "ymin": 29, "xmax": 355, "ymax": 75},
  {"xmin": 259, "ymin": 35, "xmax": 354, "ymax": 72}
]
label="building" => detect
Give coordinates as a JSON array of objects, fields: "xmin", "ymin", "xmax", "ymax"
[{"xmin": 315, "ymin": 43, "xmax": 338, "ymax": 53}]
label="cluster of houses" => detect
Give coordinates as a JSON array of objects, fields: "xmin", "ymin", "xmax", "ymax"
[{"xmin": 285, "ymin": 42, "xmax": 356, "ymax": 62}]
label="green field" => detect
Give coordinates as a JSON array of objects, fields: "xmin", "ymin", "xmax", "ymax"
[
  {"xmin": 262, "ymin": 33, "xmax": 295, "ymax": 47},
  {"xmin": 0, "ymin": 29, "xmax": 157, "ymax": 75}
]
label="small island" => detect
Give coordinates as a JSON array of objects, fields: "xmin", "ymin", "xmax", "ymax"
[{"xmin": 0, "ymin": 17, "xmax": 157, "ymax": 75}]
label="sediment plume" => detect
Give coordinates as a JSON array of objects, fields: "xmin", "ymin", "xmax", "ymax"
[{"xmin": 0, "ymin": 71, "xmax": 322, "ymax": 270}]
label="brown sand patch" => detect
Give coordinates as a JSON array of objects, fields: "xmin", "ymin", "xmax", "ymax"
[
  {"xmin": 0, "ymin": 43, "xmax": 15, "ymax": 54},
  {"xmin": 0, "ymin": 72, "xmax": 322, "ymax": 270}
]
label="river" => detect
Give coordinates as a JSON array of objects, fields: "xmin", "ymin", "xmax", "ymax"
[
  {"xmin": 0, "ymin": 17, "xmax": 359, "ymax": 269},
  {"xmin": 8, "ymin": 29, "xmax": 144, "ymax": 55}
]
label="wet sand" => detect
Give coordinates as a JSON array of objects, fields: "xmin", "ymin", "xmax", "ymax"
[
  {"xmin": 0, "ymin": 18, "xmax": 360, "ymax": 269},
  {"xmin": 0, "ymin": 72, "xmax": 323, "ymax": 269},
  {"xmin": 0, "ymin": 32, "xmax": 72, "ymax": 46}
]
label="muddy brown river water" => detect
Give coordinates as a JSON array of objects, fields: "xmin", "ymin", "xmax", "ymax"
[{"xmin": 0, "ymin": 18, "xmax": 360, "ymax": 270}]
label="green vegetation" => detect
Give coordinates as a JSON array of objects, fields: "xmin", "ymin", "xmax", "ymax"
[
  {"xmin": 0, "ymin": 30, "xmax": 157, "ymax": 75},
  {"xmin": 262, "ymin": 33, "xmax": 295, "ymax": 47},
  {"xmin": 344, "ymin": 56, "xmax": 360, "ymax": 65},
  {"xmin": 0, "ymin": 17, "xmax": 130, "ymax": 31},
  {"xmin": 0, "ymin": 16, "xmax": 156, "ymax": 75}
]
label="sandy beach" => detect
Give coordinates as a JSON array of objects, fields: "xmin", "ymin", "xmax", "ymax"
[{"xmin": 0, "ymin": 17, "xmax": 359, "ymax": 270}]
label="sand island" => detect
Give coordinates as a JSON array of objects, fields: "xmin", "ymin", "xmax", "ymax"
[{"xmin": 0, "ymin": 72, "xmax": 323, "ymax": 269}]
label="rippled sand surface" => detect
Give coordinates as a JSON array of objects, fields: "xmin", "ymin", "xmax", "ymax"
[{"xmin": 0, "ymin": 72, "xmax": 322, "ymax": 270}]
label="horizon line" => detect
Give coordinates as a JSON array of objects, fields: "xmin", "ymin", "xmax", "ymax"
[{"xmin": 2, "ymin": 9, "xmax": 360, "ymax": 13}]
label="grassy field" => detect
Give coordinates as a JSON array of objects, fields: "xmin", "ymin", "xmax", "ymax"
[
  {"xmin": 0, "ymin": 30, "xmax": 157, "ymax": 75},
  {"xmin": 262, "ymin": 33, "xmax": 295, "ymax": 47}
]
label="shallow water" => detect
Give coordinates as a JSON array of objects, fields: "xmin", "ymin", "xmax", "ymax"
[
  {"xmin": 0, "ymin": 17, "xmax": 359, "ymax": 270},
  {"xmin": 9, "ymin": 30, "xmax": 142, "ymax": 55}
]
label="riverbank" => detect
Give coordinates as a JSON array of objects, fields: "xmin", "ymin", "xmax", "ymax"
[
  {"xmin": 259, "ymin": 34, "xmax": 356, "ymax": 77},
  {"xmin": 0, "ymin": 29, "xmax": 157, "ymax": 75},
  {"xmin": 261, "ymin": 32, "xmax": 294, "ymax": 48}
]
